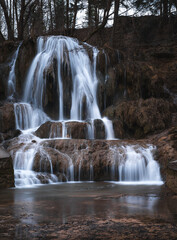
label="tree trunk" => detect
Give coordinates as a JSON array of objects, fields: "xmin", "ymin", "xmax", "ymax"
[
  {"xmin": 49, "ymin": 0, "xmax": 54, "ymax": 32},
  {"xmin": 18, "ymin": 0, "xmax": 25, "ymax": 40},
  {"xmin": 66, "ymin": 0, "xmax": 69, "ymax": 34},
  {"xmin": 84, "ymin": 0, "xmax": 112, "ymax": 42},
  {"xmin": 94, "ymin": 3, "xmax": 98, "ymax": 27},
  {"xmin": 0, "ymin": 0, "xmax": 14, "ymax": 40},
  {"xmin": 71, "ymin": 0, "xmax": 78, "ymax": 35},
  {"xmin": 111, "ymin": 0, "xmax": 120, "ymax": 47},
  {"xmin": 88, "ymin": 0, "xmax": 92, "ymax": 27}
]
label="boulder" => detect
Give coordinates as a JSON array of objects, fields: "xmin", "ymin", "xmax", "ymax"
[
  {"xmin": 35, "ymin": 121, "xmax": 89, "ymax": 139},
  {"xmin": 35, "ymin": 121, "xmax": 62, "ymax": 139},
  {"xmin": 0, "ymin": 147, "xmax": 14, "ymax": 188},
  {"xmin": 65, "ymin": 121, "xmax": 88, "ymax": 139},
  {"xmin": 93, "ymin": 119, "xmax": 105, "ymax": 139}
]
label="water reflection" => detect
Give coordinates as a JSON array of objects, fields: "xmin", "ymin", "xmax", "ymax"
[
  {"xmin": 119, "ymin": 196, "xmax": 158, "ymax": 214},
  {"xmin": 0, "ymin": 182, "xmax": 176, "ymax": 228}
]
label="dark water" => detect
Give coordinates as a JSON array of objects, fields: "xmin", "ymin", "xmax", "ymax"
[{"xmin": 0, "ymin": 182, "xmax": 177, "ymax": 226}]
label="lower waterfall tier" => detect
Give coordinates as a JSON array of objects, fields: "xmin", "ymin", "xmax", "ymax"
[
  {"xmin": 7, "ymin": 135, "xmax": 163, "ymax": 187},
  {"xmin": 14, "ymin": 103, "xmax": 115, "ymax": 140}
]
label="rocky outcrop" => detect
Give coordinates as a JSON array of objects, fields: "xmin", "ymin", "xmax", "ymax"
[
  {"xmin": 34, "ymin": 120, "xmax": 107, "ymax": 140},
  {"xmin": 7, "ymin": 137, "xmax": 153, "ymax": 182},
  {"xmin": 65, "ymin": 121, "xmax": 88, "ymax": 139},
  {"xmin": 103, "ymin": 98, "xmax": 174, "ymax": 139},
  {"xmin": 0, "ymin": 41, "xmax": 21, "ymax": 100},
  {"xmin": 0, "ymin": 147, "xmax": 14, "ymax": 188},
  {"xmin": 34, "ymin": 121, "xmax": 88, "ymax": 139},
  {"xmin": 152, "ymin": 126, "xmax": 177, "ymax": 194},
  {"xmin": 0, "ymin": 103, "xmax": 15, "ymax": 133},
  {"xmin": 43, "ymin": 61, "xmax": 59, "ymax": 119},
  {"xmin": 15, "ymin": 38, "xmax": 36, "ymax": 98},
  {"xmin": 167, "ymin": 161, "xmax": 177, "ymax": 194},
  {"xmin": 93, "ymin": 119, "xmax": 105, "ymax": 139},
  {"xmin": 35, "ymin": 121, "xmax": 62, "ymax": 139},
  {"xmin": 0, "ymin": 103, "xmax": 19, "ymax": 142}
]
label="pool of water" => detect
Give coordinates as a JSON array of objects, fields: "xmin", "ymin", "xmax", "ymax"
[{"xmin": 0, "ymin": 182, "xmax": 177, "ymax": 226}]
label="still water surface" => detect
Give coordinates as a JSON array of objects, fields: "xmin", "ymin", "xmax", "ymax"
[{"xmin": 0, "ymin": 182, "xmax": 176, "ymax": 226}]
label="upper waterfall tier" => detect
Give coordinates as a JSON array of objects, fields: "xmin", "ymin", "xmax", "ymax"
[{"xmin": 23, "ymin": 36, "xmax": 101, "ymax": 121}]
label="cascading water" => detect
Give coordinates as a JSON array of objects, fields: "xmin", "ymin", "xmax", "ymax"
[
  {"xmin": 22, "ymin": 36, "xmax": 114, "ymax": 139},
  {"xmin": 8, "ymin": 35, "xmax": 163, "ymax": 187},
  {"xmin": 7, "ymin": 43, "xmax": 22, "ymax": 99},
  {"xmin": 110, "ymin": 145, "xmax": 162, "ymax": 184},
  {"xmin": 12, "ymin": 133, "xmax": 58, "ymax": 187},
  {"xmin": 14, "ymin": 103, "xmax": 49, "ymax": 130}
]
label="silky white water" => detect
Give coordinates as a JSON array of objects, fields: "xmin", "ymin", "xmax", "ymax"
[
  {"xmin": 20, "ymin": 36, "xmax": 114, "ymax": 139},
  {"xmin": 7, "ymin": 43, "xmax": 22, "ymax": 99},
  {"xmin": 12, "ymin": 133, "xmax": 58, "ymax": 187},
  {"xmin": 9, "ymin": 36, "xmax": 162, "ymax": 187},
  {"xmin": 110, "ymin": 145, "xmax": 163, "ymax": 184},
  {"xmin": 14, "ymin": 103, "xmax": 49, "ymax": 130}
]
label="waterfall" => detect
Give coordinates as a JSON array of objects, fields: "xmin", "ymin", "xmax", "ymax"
[
  {"xmin": 23, "ymin": 36, "xmax": 101, "ymax": 120},
  {"xmin": 102, "ymin": 117, "xmax": 115, "ymax": 140},
  {"xmin": 14, "ymin": 103, "xmax": 49, "ymax": 130},
  {"xmin": 118, "ymin": 145, "xmax": 162, "ymax": 184},
  {"xmin": 22, "ymin": 36, "xmax": 114, "ymax": 139},
  {"xmin": 8, "ymin": 35, "xmax": 163, "ymax": 188},
  {"xmin": 7, "ymin": 43, "xmax": 22, "ymax": 99},
  {"xmin": 12, "ymin": 134, "xmax": 58, "ymax": 187}
]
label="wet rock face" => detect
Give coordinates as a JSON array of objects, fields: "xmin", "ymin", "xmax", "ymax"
[
  {"xmin": 0, "ymin": 42, "xmax": 20, "ymax": 101},
  {"xmin": 43, "ymin": 59, "xmax": 59, "ymax": 120},
  {"xmin": 93, "ymin": 119, "xmax": 105, "ymax": 139},
  {"xmin": 65, "ymin": 122, "xmax": 88, "ymax": 139},
  {"xmin": 97, "ymin": 50, "xmax": 170, "ymax": 114},
  {"xmin": 0, "ymin": 65, "xmax": 9, "ymax": 100},
  {"xmin": 0, "ymin": 147, "xmax": 14, "ymax": 188},
  {"xmin": 27, "ymin": 139, "xmax": 150, "ymax": 181},
  {"xmin": 15, "ymin": 38, "xmax": 36, "ymax": 98},
  {"xmin": 34, "ymin": 121, "xmax": 88, "ymax": 139},
  {"xmin": 29, "ymin": 139, "xmax": 115, "ymax": 181},
  {"xmin": 154, "ymin": 126, "xmax": 177, "ymax": 194},
  {"xmin": 34, "ymin": 120, "xmax": 106, "ymax": 140},
  {"xmin": 103, "ymin": 98, "xmax": 174, "ymax": 139},
  {"xmin": 167, "ymin": 161, "xmax": 177, "ymax": 194},
  {"xmin": 0, "ymin": 103, "xmax": 19, "ymax": 142},
  {"xmin": 36, "ymin": 48, "xmax": 73, "ymax": 120},
  {"xmin": 35, "ymin": 121, "xmax": 55, "ymax": 138}
]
